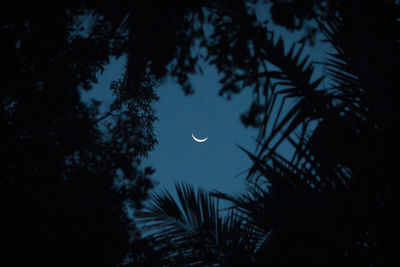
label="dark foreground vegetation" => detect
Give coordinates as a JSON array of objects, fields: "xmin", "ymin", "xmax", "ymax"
[{"xmin": 1, "ymin": 0, "xmax": 399, "ymax": 266}]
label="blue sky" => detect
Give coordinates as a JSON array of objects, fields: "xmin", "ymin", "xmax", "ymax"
[
  {"xmin": 81, "ymin": 17, "xmax": 330, "ymax": 199},
  {"xmin": 82, "ymin": 56, "xmax": 258, "ymax": 195},
  {"xmin": 145, "ymin": 64, "xmax": 259, "ymax": 195}
]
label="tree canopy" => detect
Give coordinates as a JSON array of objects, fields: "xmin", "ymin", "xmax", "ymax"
[{"xmin": 1, "ymin": 0, "xmax": 399, "ymax": 266}]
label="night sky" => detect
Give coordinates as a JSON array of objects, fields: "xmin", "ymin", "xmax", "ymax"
[
  {"xmin": 82, "ymin": 22, "xmax": 329, "ymax": 198},
  {"xmin": 4, "ymin": 2, "xmax": 398, "ymax": 266}
]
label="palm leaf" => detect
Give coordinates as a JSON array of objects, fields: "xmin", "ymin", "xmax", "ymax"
[{"xmin": 136, "ymin": 183, "xmax": 258, "ymax": 266}]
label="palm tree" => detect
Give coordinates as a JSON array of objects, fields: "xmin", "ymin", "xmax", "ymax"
[
  {"xmin": 135, "ymin": 0, "xmax": 400, "ymax": 266},
  {"xmin": 136, "ymin": 183, "xmax": 260, "ymax": 266}
]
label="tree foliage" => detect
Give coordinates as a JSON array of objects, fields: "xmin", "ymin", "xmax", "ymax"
[
  {"xmin": 1, "ymin": 2, "xmax": 158, "ymax": 266},
  {"xmin": 137, "ymin": 0, "xmax": 400, "ymax": 266},
  {"xmin": 2, "ymin": 0, "xmax": 400, "ymax": 266}
]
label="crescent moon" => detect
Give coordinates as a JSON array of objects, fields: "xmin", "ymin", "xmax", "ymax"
[{"xmin": 192, "ymin": 133, "xmax": 208, "ymax": 143}]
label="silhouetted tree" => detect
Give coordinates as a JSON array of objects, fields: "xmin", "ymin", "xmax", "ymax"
[
  {"xmin": 3, "ymin": 0, "xmax": 399, "ymax": 266},
  {"xmin": 1, "ymin": 1, "xmax": 251, "ymax": 265},
  {"xmin": 1, "ymin": 2, "xmax": 159, "ymax": 266},
  {"xmin": 136, "ymin": 183, "xmax": 258, "ymax": 266},
  {"xmin": 138, "ymin": 0, "xmax": 400, "ymax": 266}
]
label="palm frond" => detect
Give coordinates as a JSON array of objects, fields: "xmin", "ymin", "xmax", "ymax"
[
  {"xmin": 136, "ymin": 183, "xmax": 259, "ymax": 266},
  {"xmin": 253, "ymin": 31, "xmax": 327, "ymax": 156},
  {"xmin": 318, "ymin": 14, "xmax": 369, "ymax": 122}
]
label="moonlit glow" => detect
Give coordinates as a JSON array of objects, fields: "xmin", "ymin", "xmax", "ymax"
[{"xmin": 192, "ymin": 133, "xmax": 208, "ymax": 143}]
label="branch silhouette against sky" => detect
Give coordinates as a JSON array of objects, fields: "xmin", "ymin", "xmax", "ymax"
[{"xmin": 1, "ymin": 0, "xmax": 399, "ymax": 266}]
